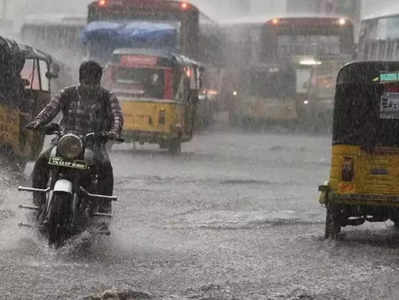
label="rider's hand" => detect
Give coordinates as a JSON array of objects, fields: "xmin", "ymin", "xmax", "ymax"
[
  {"xmin": 107, "ymin": 131, "xmax": 118, "ymax": 140},
  {"xmin": 25, "ymin": 120, "xmax": 41, "ymax": 130}
]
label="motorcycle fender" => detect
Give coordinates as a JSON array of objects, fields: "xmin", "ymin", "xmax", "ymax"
[
  {"xmin": 53, "ymin": 179, "xmax": 73, "ymax": 194},
  {"xmin": 84, "ymin": 148, "xmax": 95, "ymax": 165},
  {"xmin": 50, "ymin": 147, "xmax": 57, "ymax": 158}
]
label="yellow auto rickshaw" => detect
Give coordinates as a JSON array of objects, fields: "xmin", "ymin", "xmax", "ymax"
[
  {"xmin": 103, "ymin": 48, "xmax": 202, "ymax": 153},
  {"xmin": 0, "ymin": 36, "xmax": 57, "ymax": 166},
  {"xmin": 319, "ymin": 61, "xmax": 399, "ymax": 239}
]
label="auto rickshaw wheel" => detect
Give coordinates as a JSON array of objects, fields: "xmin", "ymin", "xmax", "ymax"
[
  {"xmin": 168, "ymin": 140, "xmax": 181, "ymax": 154},
  {"xmin": 325, "ymin": 203, "xmax": 341, "ymax": 239},
  {"xmin": 391, "ymin": 217, "xmax": 399, "ymax": 228}
]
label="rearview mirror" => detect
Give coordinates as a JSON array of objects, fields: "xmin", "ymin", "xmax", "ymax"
[
  {"xmin": 22, "ymin": 79, "xmax": 30, "ymax": 87},
  {"xmin": 46, "ymin": 71, "xmax": 58, "ymax": 79}
]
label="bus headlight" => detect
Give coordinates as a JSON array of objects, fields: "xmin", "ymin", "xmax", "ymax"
[
  {"xmin": 338, "ymin": 18, "xmax": 347, "ymax": 26},
  {"xmin": 57, "ymin": 134, "xmax": 83, "ymax": 160}
]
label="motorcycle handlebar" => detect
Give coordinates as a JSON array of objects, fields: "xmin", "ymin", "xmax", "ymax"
[
  {"xmin": 85, "ymin": 132, "xmax": 124, "ymax": 143},
  {"xmin": 27, "ymin": 124, "xmax": 124, "ymax": 142}
]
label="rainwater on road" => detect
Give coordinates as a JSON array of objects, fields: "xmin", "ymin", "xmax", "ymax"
[{"xmin": 1, "ymin": 130, "xmax": 399, "ymax": 299}]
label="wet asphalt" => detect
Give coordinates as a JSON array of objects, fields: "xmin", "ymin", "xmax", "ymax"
[{"xmin": 1, "ymin": 129, "xmax": 399, "ymax": 299}]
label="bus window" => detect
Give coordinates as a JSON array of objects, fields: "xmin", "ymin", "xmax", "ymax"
[
  {"xmin": 277, "ymin": 34, "xmax": 341, "ymax": 57},
  {"xmin": 376, "ymin": 17, "xmax": 399, "ymax": 40}
]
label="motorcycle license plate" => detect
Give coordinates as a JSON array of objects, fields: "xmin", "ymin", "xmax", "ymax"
[{"xmin": 48, "ymin": 157, "xmax": 88, "ymax": 170}]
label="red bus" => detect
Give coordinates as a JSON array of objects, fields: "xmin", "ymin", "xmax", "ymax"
[
  {"xmin": 86, "ymin": 0, "xmax": 221, "ymax": 64},
  {"xmin": 219, "ymin": 16, "xmax": 354, "ymax": 126},
  {"xmin": 262, "ymin": 17, "xmax": 354, "ymax": 63}
]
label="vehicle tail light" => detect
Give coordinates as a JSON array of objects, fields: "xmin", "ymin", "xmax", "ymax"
[
  {"xmin": 342, "ymin": 157, "xmax": 354, "ymax": 182},
  {"xmin": 271, "ymin": 18, "xmax": 279, "ymax": 25},
  {"xmin": 180, "ymin": 2, "xmax": 190, "ymax": 10},
  {"xmin": 98, "ymin": 0, "xmax": 107, "ymax": 7},
  {"xmin": 159, "ymin": 109, "xmax": 166, "ymax": 125},
  {"xmin": 338, "ymin": 18, "xmax": 347, "ymax": 26}
]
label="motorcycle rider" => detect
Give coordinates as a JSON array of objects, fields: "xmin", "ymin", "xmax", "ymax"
[{"xmin": 26, "ymin": 60, "xmax": 123, "ymax": 221}]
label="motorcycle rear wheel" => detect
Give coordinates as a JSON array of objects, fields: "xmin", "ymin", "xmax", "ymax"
[{"xmin": 47, "ymin": 192, "xmax": 71, "ymax": 248}]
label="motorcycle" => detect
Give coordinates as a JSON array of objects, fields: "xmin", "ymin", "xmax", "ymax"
[{"xmin": 18, "ymin": 123, "xmax": 122, "ymax": 248}]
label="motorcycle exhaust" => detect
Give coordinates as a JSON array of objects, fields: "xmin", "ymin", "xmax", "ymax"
[
  {"xmin": 79, "ymin": 187, "xmax": 118, "ymax": 201},
  {"xmin": 93, "ymin": 212, "xmax": 112, "ymax": 218},
  {"xmin": 18, "ymin": 222, "xmax": 37, "ymax": 228},
  {"xmin": 18, "ymin": 204, "xmax": 39, "ymax": 211}
]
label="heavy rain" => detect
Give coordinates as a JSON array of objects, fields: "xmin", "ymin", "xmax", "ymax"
[{"xmin": 1, "ymin": 0, "xmax": 399, "ymax": 299}]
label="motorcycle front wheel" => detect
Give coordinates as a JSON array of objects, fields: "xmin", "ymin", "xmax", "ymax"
[{"xmin": 47, "ymin": 192, "xmax": 71, "ymax": 248}]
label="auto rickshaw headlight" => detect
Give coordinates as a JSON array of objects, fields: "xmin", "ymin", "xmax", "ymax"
[
  {"xmin": 342, "ymin": 157, "xmax": 354, "ymax": 181},
  {"xmin": 57, "ymin": 134, "xmax": 83, "ymax": 160}
]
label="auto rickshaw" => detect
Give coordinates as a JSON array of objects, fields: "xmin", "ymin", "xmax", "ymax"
[
  {"xmin": 319, "ymin": 61, "xmax": 399, "ymax": 239},
  {"xmin": 103, "ymin": 48, "xmax": 202, "ymax": 153},
  {"xmin": 0, "ymin": 36, "xmax": 57, "ymax": 166}
]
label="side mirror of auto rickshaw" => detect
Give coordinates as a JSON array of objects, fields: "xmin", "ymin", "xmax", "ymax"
[
  {"xmin": 22, "ymin": 79, "xmax": 30, "ymax": 87},
  {"xmin": 45, "ymin": 71, "xmax": 58, "ymax": 79}
]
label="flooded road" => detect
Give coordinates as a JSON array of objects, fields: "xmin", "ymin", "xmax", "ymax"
[{"xmin": 2, "ymin": 130, "xmax": 399, "ymax": 299}]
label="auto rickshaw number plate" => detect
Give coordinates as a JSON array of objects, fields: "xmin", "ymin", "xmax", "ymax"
[
  {"xmin": 380, "ymin": 92, "xmax": 399, "ymax": 119},
  {"xmin": 48, "ymin": 157, "xmax": 88, "ymax": 170},
  {"xmin": 380, "ymin": 72, "xmax": 399, "ymax": 83}
]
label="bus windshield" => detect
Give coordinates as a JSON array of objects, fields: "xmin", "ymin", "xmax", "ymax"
[
  {"xmin": 278, "ymin": 34, "xmax": 341, "ymax": 57},
  {"xmin": 239, "ymin": 69, "xmax": 296, "ymax": 98},
  {"xmin": 113, "ymin": 67, "xmax": 165, "ymax": 99},
  {"xmin": 263, "ymin": 18, "xmax": 354, "ymax": 61}
]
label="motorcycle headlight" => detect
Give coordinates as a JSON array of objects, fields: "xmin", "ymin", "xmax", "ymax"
[{"xmin": 57, "ymin": 134, "xmax": 83, "ymax": 160}]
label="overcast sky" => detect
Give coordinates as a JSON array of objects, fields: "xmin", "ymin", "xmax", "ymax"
[
  {"xmin": 5, "ymin": 0, "xmax": 399, "ymax": 25},
  {"xmin": 362, "ymin": 0, "xmax": 399, "ymax": 17}
]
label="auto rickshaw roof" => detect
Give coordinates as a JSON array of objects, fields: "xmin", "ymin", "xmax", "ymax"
[
  {"xmin": 337, "ymin": 61, "xmax": 399, "ymax": 85},
  {"xmin": 19, "ymin": 43, "xmax": 53, "ymax": 63},
  {"xmin": 112, "ymin": 48, "xmax": 203, "ymax": 68}
]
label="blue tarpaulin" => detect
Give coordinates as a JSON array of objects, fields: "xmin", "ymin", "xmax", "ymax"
[{"xmin": 81, "ymin": 21, "xmax": 178, "ymax": 50}]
